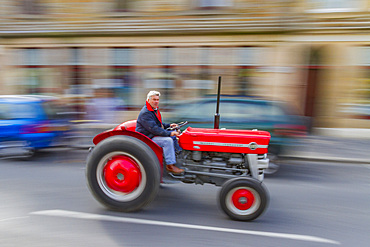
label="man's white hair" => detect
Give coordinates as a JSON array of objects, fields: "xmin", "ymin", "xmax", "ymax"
[{"xmin": 147, "ymin": 90, "xmax": 161, "ymax": 101}]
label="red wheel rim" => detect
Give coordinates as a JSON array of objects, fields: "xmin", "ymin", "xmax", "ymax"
[
  {"xmin": 231, "ymin": 189, "xmax": 255, "ymax": 210},
  {"xmin": 104, "ymin": 155, "xmax": 141, "ymax": 193}
]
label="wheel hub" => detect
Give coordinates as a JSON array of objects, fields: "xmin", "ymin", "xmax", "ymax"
[
  {"xmin": 104, "ymin": 155, "xmax": 141, "ymax": 193},
  {"xmin": 239, "ymin": 197, "xmax": 247, "ymax": 204},
  {"xmin": 232, "ymin": 189, "xmax": 255, "ymax": 210},
  {"xmin": 116, "ymin": 173, "xmax": 124, "ymax": 181}
]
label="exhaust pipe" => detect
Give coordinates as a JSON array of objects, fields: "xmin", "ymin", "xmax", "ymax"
[{"xmin": 214, "ymin": 76, "xmax": 221, "ymax": 129}]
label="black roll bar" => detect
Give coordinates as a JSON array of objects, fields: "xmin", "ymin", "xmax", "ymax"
[{"xmin": 214, "ymin": 76, "xmax": 221, "ymax": 129}]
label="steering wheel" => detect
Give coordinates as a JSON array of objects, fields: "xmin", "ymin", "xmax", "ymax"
[{"xmin": 166, "ymin": 121, "xmax": 188, "ymax": 131}]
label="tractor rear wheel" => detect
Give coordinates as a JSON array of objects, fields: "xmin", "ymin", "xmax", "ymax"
[
  {"xmin": 86, "ymin": 136, "xmax": 161, "ymax": 212},
  {"xmin": 219, "ymin": 178, "xmax": 268, "ymax": 221}
]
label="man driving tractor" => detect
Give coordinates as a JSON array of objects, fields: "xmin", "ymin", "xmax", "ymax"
[
  {"xmin": 136, "ymin": 91, "xmax": 184, "ymax": 175},
  {"xmin": 87, "ymin": 81, "xmax": 270, "ymax": 221}
]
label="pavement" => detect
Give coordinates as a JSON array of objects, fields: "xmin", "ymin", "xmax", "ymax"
[
  {"xmin": 4, "ymin": 125, "xmax": 369, "ymax": 165},
  {"xmin": 280, "ymin": 135, "xmax": 370, "ymax": 164}
]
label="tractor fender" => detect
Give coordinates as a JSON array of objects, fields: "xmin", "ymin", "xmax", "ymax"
[{"xmin": 92, "ymin": 129, "xmax": 163, "ymax": 167}]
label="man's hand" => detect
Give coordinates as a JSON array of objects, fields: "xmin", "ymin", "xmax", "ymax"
[
  {"xmin": 170, "ymin": 123, "xmax": 179, "ymax": 128},
  {"xmin": 170, "ymin": 130, "xmax": 180, "ymax": 137}
]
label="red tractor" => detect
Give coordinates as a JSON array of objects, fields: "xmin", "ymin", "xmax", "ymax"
[{"xmin": 86, "ymin": 78, "xmax": 271, "ymax": 221}]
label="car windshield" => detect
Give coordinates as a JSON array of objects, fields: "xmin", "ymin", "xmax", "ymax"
[
  {"xmin": 0, "ymin": 103, "xmax": 38, "ymax": 120},
  {"xmin": 174, "ymin": 99, "xmax": 287, "ymax": 120},
  {"xmin": 42, "ymin": 101, "xmax": 67, "ymax": 120}
]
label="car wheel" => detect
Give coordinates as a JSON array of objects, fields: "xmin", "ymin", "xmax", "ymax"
[
  {"xmin": 219, "ymin": 178, "xmax": 269, "ymax": 221},
  {"xmin": 86, "ymin": 135, "xmax": 161, "ymax": 212}
]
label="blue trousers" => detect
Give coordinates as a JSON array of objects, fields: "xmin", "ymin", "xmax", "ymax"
[{"xmin": 152, "ymin": 136, "xmax": 177, "ymax": 165}]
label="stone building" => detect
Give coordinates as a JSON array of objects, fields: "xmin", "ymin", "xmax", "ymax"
[{"xmin": 0, "ymin": 0, "xmax": 369, "ymax": 129}]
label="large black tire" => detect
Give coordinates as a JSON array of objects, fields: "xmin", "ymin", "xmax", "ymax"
[
  {"xmin": 86, "ymin": 135, "xmax": 161, "ymax": 212},
  {"xmin": 219, "ymin": 178, "xmax": 269, "ymax": 221}
]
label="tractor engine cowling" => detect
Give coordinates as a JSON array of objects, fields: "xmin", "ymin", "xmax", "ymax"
[
  {"xmin": 177, "ymin": 127, "xmax": 270, "ymax": 185},
  {"xmin": 179, "ymin": 127, "xmax": 270, "ymax": 154}
]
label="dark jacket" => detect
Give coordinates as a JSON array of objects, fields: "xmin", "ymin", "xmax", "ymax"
[{"xmin": 136, "ymin": 101, "xmax": 171, "ymax": 139}]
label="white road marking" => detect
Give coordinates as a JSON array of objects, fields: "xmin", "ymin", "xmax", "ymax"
[
  {"xmin": 0, "ymin": 216, "xmax": 29, "ymax": 222},
  {"xmin": 31, "ymin": 210, "xmax": 340, "ymax": 245}
]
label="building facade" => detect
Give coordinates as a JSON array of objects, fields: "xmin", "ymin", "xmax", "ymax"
[{"xmin": 0, "ymin": 0, "xmax": 369, "ymax": 128}]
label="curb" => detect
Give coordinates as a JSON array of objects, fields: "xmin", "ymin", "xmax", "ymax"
[{"xmin": 280, "ymin": 155, "xmax": 370, "ymax": 165}]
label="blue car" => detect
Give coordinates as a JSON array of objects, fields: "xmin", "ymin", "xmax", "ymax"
[{"xmin": 0, "ymin": 95, "xmax": 70, "ymax": 158}]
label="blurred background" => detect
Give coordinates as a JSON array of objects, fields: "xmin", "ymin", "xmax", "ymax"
[
  {"xmin": 0, "ymin": 3, "xmax": 369, "ymax": 246},
  {"xmin": 0, "ymin": 0, "xmax": 369, "ymax": 157}
]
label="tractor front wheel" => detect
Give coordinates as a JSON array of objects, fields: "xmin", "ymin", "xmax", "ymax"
[{"xmin": 219, "ymin": 178, "xmax": 269, "ymax": 221}]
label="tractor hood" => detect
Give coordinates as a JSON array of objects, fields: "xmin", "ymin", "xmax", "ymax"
[{"xmin": 179, "ymin": 127, "xmax": 270, "ymax": 154}]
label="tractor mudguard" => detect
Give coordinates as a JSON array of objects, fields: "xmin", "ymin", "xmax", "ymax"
[{"xmin": 92, "ymin": 128, "xmax": 163, "ymax": 167}]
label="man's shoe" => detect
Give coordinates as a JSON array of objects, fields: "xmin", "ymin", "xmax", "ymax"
[{"xmin": 166, "ymin": 165, "xmax": 184, "ymax": 175}]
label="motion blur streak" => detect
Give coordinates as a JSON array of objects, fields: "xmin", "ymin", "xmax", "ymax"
[{"xmin": 31, "ymin": 210, "xmax": 340, "ymax": 245}]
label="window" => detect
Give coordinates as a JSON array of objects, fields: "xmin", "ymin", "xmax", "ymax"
[
  {"xmin": 307, "ymin": 0, "xmax": 361, "ymax": 13},
  {"xmin": 111, "ymin": 48, "xmax": 134, "ymax": 104},
  {"xmin": 187, "ymin": 101, "xmax": 215, "ymax": 119},
  {"xmin": 16, "ymin": 49, "xmax": 43, "ymax": 93},
  {"xmin": 10, "ymin": 103, "xmax": 38, "ymax": 119},
  {"xmin": 113, "ymin": 48, "xmax": 133, "ymax": 66},
  {"xmin": 9, "ymin": 48, "xmax": 71, "ymax": 95},
  {"xmin": 355, "ymin": 47, "xmax": 370, "ymax": 105},
  {"xmin": 20, "ymin": 0, "xmax": 43, "ymax": 15},
  {"xmin": 197, "ymin": 0, "xmax": 233, "ymax": 8},
  {"xmin": 220, "ymin": 101, "xmax": 257, "ymax": 119},
  {"xmin": 339, "ymin": 46, "xmax": 370, "ymax": 119},
  {"xmin": 354, "ymin": 47, "xmax": 370, "ymax": 118},
  {"xmin": 236, "ymin": 47, "xmax": 263, "ymax": 96},
  {"xmin": 0, "ymin": 104, "xmax": 11, "ymax": 120},
  {"xmin": 115, "ymin": 0, "xmax": 131, "ymax": 12}
]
